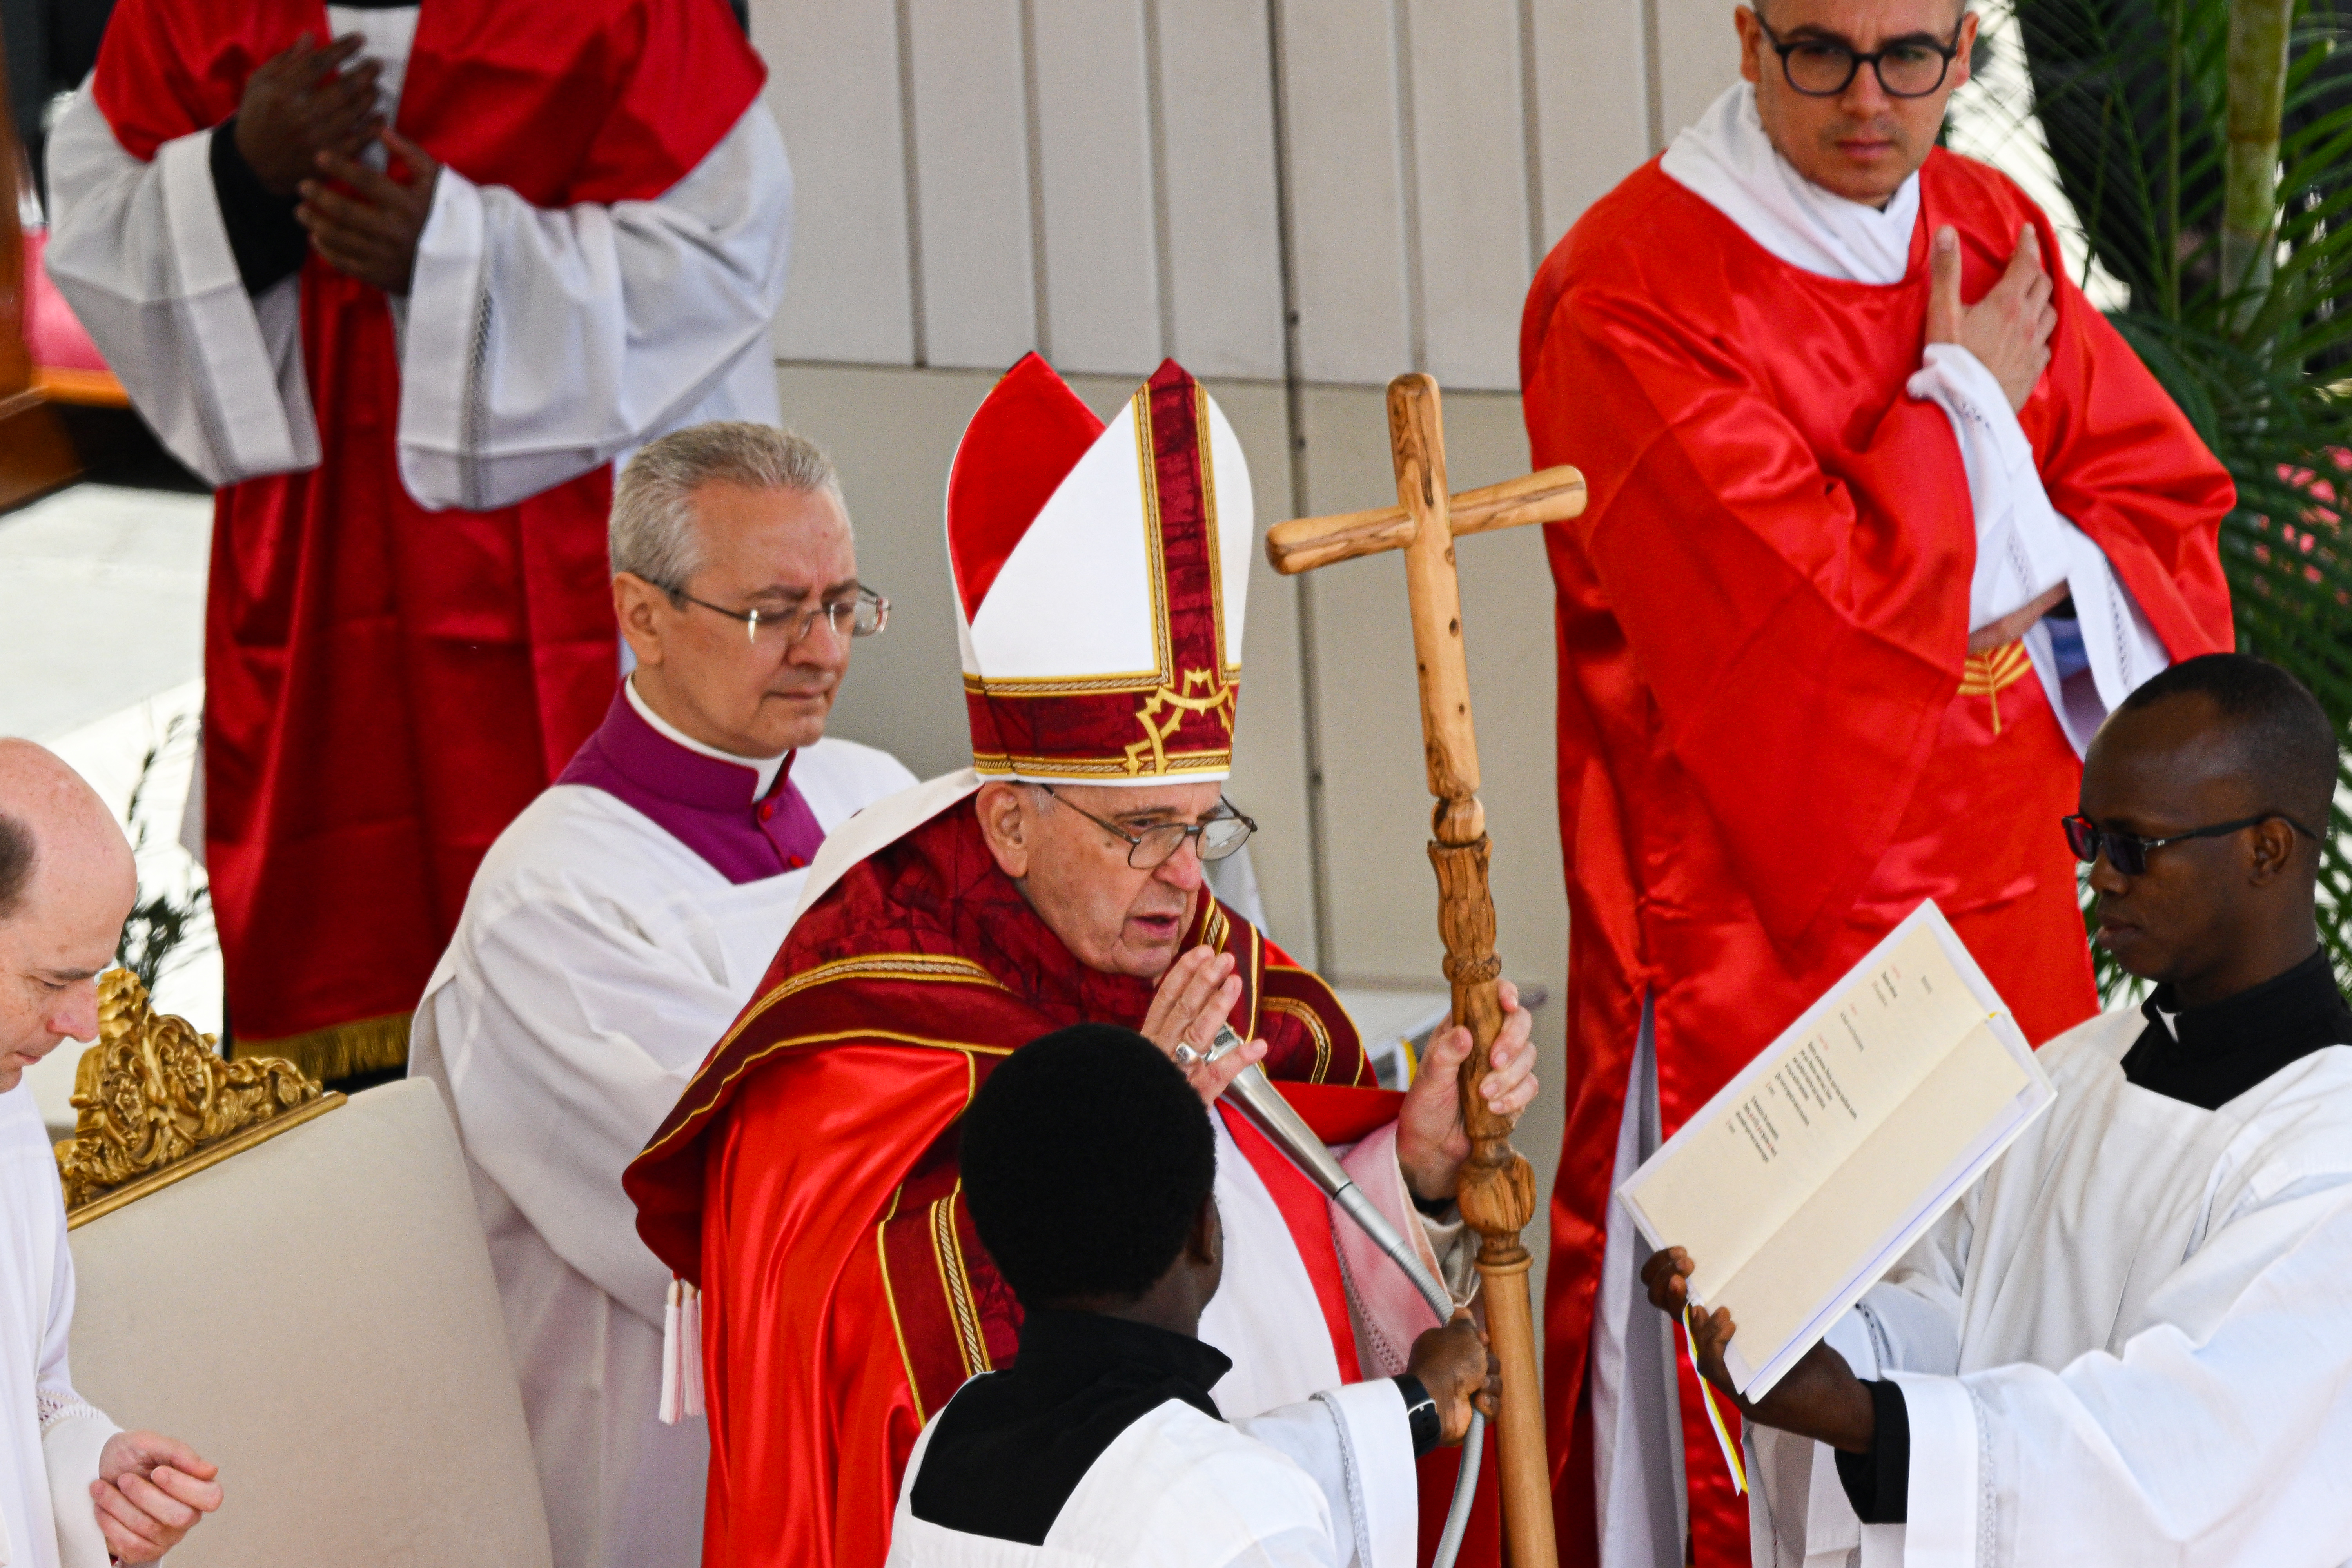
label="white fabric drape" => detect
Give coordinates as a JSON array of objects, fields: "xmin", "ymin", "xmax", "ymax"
[
  {"xmin": 0, "ymin": 1087, "xmax": 118, "ymax": 1568},
  {"xmin": 886, "ymin": 1395, "xmax": 1356, "ymax": 1568},
  {"xmin": 407, "ymin": 737, "xmax": 917, "ymax": 1568},
  {"xmin": 1662, "ymin": 82, "xmax": 2169, "ymax": 758},
  {"xmin": 1748, "ymin": 1009, "xmax": 2352, "ymax": 1568},
  {"xmin": 44, "ymin": 25, "xmax": 789, "ymax": 510},
  {"xmin": 397, "ymin": 103, "xmax": 791, "ymax": 511},
  {"xmin": 44, "ymin": 88, "xmax": 319, "ymax": 487}
]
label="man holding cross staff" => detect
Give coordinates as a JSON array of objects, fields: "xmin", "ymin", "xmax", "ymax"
[{"xmin": 626, "ymin": 355, "xmax": 1542, "ymax": 1568}]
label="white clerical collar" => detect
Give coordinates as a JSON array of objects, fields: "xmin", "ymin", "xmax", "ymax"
[
  {"xmin": 1661, "ymin": 82, "xmax": 1922, "ymax": 286},
  {"xmin": 625, "ymin": 675, "xmax": 792, "ymax": 797}
]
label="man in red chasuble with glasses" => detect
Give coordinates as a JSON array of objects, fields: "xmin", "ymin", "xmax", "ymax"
[
  {"xmin": 626, "ymin": 354, "xmax": 1540, "ymax": 1568},
  {"xmin": 1520, "ymin": 1, "xmax": 2236, "ymax": 1563}
]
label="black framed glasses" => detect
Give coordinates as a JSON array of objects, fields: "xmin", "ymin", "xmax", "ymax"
[
  {"xmin": 1755, "ymin": 15, "xmax": 1964, "ymax": 98},
  {"xmin": 1038, "ymin": 786, "xmax": 1258, "ymax": 870},
  {"xmin": 671, "ymin": 584, "xmax": 889, "ymax": 648},
  {"xmin": 2062, "ymin": 812, "xmax": 2319, "ymax": 876}
]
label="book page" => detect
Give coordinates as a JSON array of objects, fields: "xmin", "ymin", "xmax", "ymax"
[
  {"xmin": 1624, "ymin": 923, "xmax": 1987, "ymax": 1305},
  {"xmin": 1708, "ymin": 1020, "xmax": 2026, "ymax": 1359}
]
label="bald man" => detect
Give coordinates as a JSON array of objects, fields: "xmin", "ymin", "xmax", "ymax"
[
  {"xmin": 0, "ymin": 740, "xmax": 223, "ymax": 1565},
  {"xmin": 1645, "ymin": 654, "xmax": 2352, "ymax": 1566}
]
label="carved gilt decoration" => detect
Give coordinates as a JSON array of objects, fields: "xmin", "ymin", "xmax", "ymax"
[{"xmin": 56, "ymin": 969, "xmax": 329, "ymax": 1212}]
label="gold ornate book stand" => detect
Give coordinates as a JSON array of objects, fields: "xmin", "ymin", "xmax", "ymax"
[{"xmin": 56, "ymin": 971, "xmax": 345, "ymax": 1225}]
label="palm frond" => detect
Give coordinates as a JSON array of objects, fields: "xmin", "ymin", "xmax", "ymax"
[{"xmin": 2014, "ymin": 0, "xmax": 2352, "ymax": 989}]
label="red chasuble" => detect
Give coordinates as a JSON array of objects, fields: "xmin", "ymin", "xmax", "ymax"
[
  {"xmin": 627, "ymin": 799, "xmax": 1497, "ymax": 1568},
  {"xmin": 87, "ymin": 0, "xmax": 764, "ymax": 1076},
  {"xmin": 1519, "ymin": 151, "xmax": 2233, "ymax": 1563}
]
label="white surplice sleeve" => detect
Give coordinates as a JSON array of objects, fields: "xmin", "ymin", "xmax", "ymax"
[
  {"xmin": 1890, "ymin": 1177, "xmax": 2352, "ymax": 1566},
  {"xmin": 395, "ymin": 100, "xmax": 791, "ymax": 513},
  {"xmin": 1234, "ymin": 1383, "xmax": 1419, "ymax": 1568},
  {"xmin": 34, "ymin": 1172, "xmax": 117, "ymax": 1568},
  {"xmin": 42, "ymin": 83, "xmax": 321, "ymax": 487},
  {"xmin": 1907, "ymin": 345, "xmax": 2171, "ymax": 757},
  {"xmin": 1744, "ymin": 1210, "xmax": 1972, "ymax": 1568},
  {"xmin": 425, "ymin": 878, "xmax": 757, "ymax": 1327}
]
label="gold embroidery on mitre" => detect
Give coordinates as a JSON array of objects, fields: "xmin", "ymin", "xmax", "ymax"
[
  {"xmin": 1959, "ymin": 642, "xmax": 2033, "ymax": 735},
  {"xmin": 1123, "ymin": 668, "xmax": 1238, "ymax": 775}
]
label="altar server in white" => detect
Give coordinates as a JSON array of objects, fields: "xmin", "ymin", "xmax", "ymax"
[
  {"xmin": 891, "ymin": 1024, "xmax": 1496, "ymax": 1568},
  {"xmin": 0, "ymin": 741, "xmax": 222, "ymax": 1565},
  {"xmin": 408, "ymin": 425, "xmax": 916, "ymax": 1568},
  {"xmin": 1646, "ymin": 652, "xmax": 2352, "ymax": 1567}
]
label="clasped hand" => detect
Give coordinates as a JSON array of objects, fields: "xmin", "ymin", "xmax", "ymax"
[
  {"xmin": 236, "ymin": 32, "xmax": 441, "ymax": 294},
  {"xmin": 91, "ymin": 1429, "xmax": 222, "ymax": 1562},
  {"xmin": 1639, "ymin": 1245, "xmax": 1876, "ymax": 1454},
  {"xmin": 1141, "ymin": 946, "xmax": 1539, "ymax": 1203}
]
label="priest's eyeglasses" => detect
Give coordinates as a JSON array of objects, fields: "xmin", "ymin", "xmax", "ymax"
[
  {"xmin": 1038, "ymin": 786, "xmax": 1258, "ymax": 869},
  {"xmin": 673, "ymin": 585, "xmax": 889, "ymax": 647},
  {"xmin": 1755, "ymin": 16, "xmax": 1965, "ymax": 98},
  {"xmin": 2062, "ymin": 812, "xmax": 2319, "ymax": 877}
]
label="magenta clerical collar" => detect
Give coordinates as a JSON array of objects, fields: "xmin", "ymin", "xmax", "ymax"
[{"xmin": 556, "ymin": 686, "xmax": 824, "ymax": 884}]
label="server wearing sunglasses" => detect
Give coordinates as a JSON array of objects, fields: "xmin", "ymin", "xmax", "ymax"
[{"xmin": 1651, "ymin": 651, "xmax": 2352, "ymax": 1567}]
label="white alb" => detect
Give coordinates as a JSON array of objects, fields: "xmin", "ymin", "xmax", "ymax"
[
  {"xmin": 1748, "ymin": 1009, "xmax": 2352, "ymax": 1568},
  {"xmin": 406, "ymin": 734, "xmax": 918, "ymax": 1568},
  {"xmin": 0, "ymin": 1085, "xmax": 118, "ymax": 1568}
]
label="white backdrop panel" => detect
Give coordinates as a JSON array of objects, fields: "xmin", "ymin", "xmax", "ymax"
[
  {"xmin": 758, "ymin": 0, "xmax": 915, "ymax": 364},
  {"xmin": 906, "ymin": 0, "xmax": 1039, "ymax": 369},
  {"xmin": 1280, "ymin": 0, "xmax": 1414, "ymax": 385},
  {"xmin": 1033, "ymin": 0, "xmax": 1167, "ymax": 375},
  {"xmin": 1531, "ymin": 0, "xmax": 1657, "ymax": 258},
  {"xmin": 1403, "ymin": 0, "xmax": 1533, "ymax": 390},
  {"xmin": 1156, "ymin": 0, "xmax": 1287, "ymax": 379}
]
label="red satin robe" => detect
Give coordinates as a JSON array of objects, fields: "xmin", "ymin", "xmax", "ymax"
[
  {"xmin": 87, "ymin": 0, "xmax": 764, "ymax": 1073},
  {"xmin": 1519, "ymin": 150, "xmax": 2234, "ymax": 1564},
  {"xmin": 626, "ymin": 799, "xmax": 1499, "ymax": 1568}
]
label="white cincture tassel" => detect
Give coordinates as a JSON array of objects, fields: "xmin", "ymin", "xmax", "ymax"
[{"xmin": 659, "ymin": 1279, "xmax": 705, "ymax": 1425}]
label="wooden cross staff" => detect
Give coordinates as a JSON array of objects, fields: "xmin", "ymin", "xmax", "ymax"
[{"xmin": 1266, "ymin": 375, "xmax": 1584, "ymax": 1568}]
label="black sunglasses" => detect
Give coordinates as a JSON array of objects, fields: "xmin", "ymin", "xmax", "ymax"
[{"xmin": 2062, "ymin": 812, "xmax": 2319, "ymax": 876}]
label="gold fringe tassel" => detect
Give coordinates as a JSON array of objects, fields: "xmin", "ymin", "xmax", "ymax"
[{"xmin": 232, "ymin": 1011, "xmax": 412, "ymax": 1083}]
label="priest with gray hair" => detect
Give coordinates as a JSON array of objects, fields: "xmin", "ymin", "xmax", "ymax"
[{"xmin": 407, "ymin": 422, "xmax": 916, "ymax": 1568}]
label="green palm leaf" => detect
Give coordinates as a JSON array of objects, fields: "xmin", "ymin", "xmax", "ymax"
[{"xmin": 2003, "ymin": 0, "xmax": 2352, "ymax": 997}]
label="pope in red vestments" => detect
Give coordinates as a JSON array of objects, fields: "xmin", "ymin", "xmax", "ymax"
[
  {"xmin": 47, "ymin": 0, "xmax": 784, "ymax": 1078},
  {"xmin": 1518, "ymin": 5, "xmax": 2235, "ymax": 1563},
  {"xmin": 626, "ymin": 356, "xmax": 1543, "ymax": 1568}
]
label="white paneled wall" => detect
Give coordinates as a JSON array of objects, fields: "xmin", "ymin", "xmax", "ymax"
[{"xmin": 754, "ymin": 0, "xmax": 1744, "ymax": 390}]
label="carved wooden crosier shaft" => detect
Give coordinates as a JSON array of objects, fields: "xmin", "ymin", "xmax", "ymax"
[{"xmin": 1265, "ymin": 374, "xmax": 1583, "ymax": 1568}]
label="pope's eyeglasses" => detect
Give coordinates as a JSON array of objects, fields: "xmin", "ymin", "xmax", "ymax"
[{"xmin": 1036, "ymin": 786, "xmax": 1258, "ymax": 870}]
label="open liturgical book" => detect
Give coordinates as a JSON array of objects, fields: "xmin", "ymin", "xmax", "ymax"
[{"xmin": 1618, "ymin": 900, "xmax": 2056, "ymax": 1400}]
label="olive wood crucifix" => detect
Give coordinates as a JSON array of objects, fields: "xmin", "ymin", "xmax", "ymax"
[{"xmin": 1265, "ymin": 375, "xmax": 1584, "ymax": 1568}]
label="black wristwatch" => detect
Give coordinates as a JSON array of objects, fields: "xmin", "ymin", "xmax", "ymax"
[{"xmin": 1393, "ymin": 1373, "xmax": 1443, "ymax": 1456}]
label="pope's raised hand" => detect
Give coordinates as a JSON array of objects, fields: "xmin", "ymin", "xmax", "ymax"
[
  {"xmin": 1394, "ymin": 978, "xmax": 1539, "ymax": 1202},
  {"xmin": 1142, "ymin": 945, "xmax": 1264, "ymax": 1105}
]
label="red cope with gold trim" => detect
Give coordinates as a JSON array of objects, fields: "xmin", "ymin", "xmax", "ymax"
[{"xmin": 623, "ymin": 800, "xmax": 1497, "ymax": 1568}]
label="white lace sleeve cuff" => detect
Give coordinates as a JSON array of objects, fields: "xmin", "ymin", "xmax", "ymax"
[{"xmin": 1908, "ymin": 342, "xmax": 2069, "ymax": 629}]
